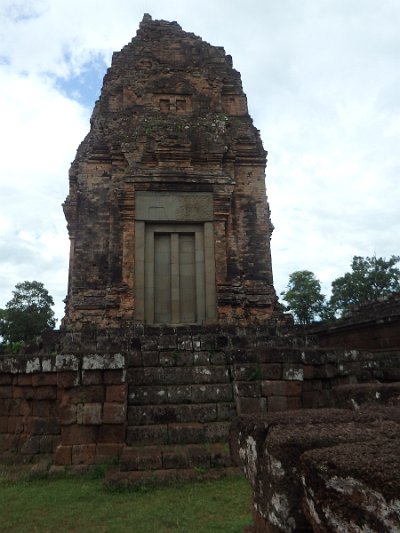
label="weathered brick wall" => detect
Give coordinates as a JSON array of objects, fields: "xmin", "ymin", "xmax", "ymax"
[
  {"xmin": 0, "ymin": 353, "xmax": 126, "ymax": 466},
  {"xmin": 1, "ymin": 325, "xmax": 399, "ymax": 467},
  {"xmin": 304, "ymin": 293, "xmax": 400, "ymax": 349}
]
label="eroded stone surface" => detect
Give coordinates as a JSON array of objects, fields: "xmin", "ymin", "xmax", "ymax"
[
  {"xmin": 300, "ymin": 437, "xmax": 400, "ymax": 532},
  {"xmin": 232, "ymin": 405, "xmax": 400, "ymax": 532}
]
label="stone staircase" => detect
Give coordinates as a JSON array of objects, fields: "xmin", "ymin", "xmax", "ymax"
[{"xmin": 106, "ymin": 336, "xmax": 239, "ymax": 485}]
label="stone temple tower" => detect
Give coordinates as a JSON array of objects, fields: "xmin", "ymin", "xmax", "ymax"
[{"xmin": 63, "ymin": 14, "xmax": 276, "ymax": 329}]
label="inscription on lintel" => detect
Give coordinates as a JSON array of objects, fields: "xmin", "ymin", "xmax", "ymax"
[{"xmin": 135, "ymin": 192, "xmax": 213, "ymax": 222}]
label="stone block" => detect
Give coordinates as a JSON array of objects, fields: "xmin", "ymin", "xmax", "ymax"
[
  {"xmin": 142, "ymin": 351, "xmax": 159, "ymax": 366},
  {"xmin": 187, "ymin": 445, "xmax": 211, "ymax": 468},
  {"xmin": 286, "ymin": 397, "xmax": 302, "ymax": 410},
  {"xmin": 10, "ymin": 399, "xmax": 31, "ymax": 416},
  {"xmin": 260, "ymin": 363, "xmax": 282, "ymax": 380},
  {"xmin": 55, "ymin": 444, "xmax": 72, "ymax": 465},
  {"xmin": 177, "ymin": 336, "xmax": 193, "ymax": 351},
  {"xmin": 160, "ymin": 351, "xmax": 193, "ymax": 367},
  {"xmin": 210, "ymin": 352, "xmax": 227, "ymax": 365},
  {"xmin": 140, "ymin": 337, "xmax": 158, "ymax": 351},
  {"xmin": 103, "ymin": 354, "xmax": 125, "ymax": 370},
  {"xmin": 28, "ymin": 417, "xmax": 60, "ymax": 435},
  {"xmin": 104, "ymin": 370, "xmax": 125, "ymax": 384},
  {"xmin": 127, "ymin": 367, "xmax": 163, "ymax": 385},
  {"xmin": 61, "ymin": 424, "xmax": 98, "ymax": 445},
  {"xmin": 126, "ymin": 425, "xmax": 168, "ymax": 446},
  {"xmin": 15, "ymin": 387, "xmax": 35, "ymax": 400},
  {"xmin": 234, "ymin": 381, "xmax": 260, "ymax": 398},
  {"xmin": 0, "ymin": 416, "xmax": 8, "ymax": 432},
  {"xmin": 81, "ymin": 385, "xmax": 105, "ymax": 403},
  {"xmin": 56, "ymin": 354, "xmax": 79, "ymax": 371},
  {"xmin": 193, "ymin": 351, "xmax": 210, "ymax": 365},
  {"xmin": 95, "ymin": 443, "xmax": 123, "ymax": 463},
  {"xmin": 215, "ymin": 336, "xmax": 229, "ymax": 349},
  {"xmin": 72, "ymin": 444, "xmax": 96, "ymax": 465},
  {"xmin": 158, "ymin": 335, "xmax": 177, "ymax": 350},
  {"xmin": 40, "ymin": 435, "xmax": 59, "ymax": 453},
  {"xmin": 162, "ymin": 367, "xmax": 194, "ymax": 385},
  {"xmin": 204, "ymin": 421, "xmax": 231, "ymax": 442},
  {"xmin": 82, "ymin": 370, "xmax": 103, "ymax": 385},
  {"xmin": 0, "ymin": 386, "xmax": 13, "ymax": 399},
  {"xmin": 217, "ymin": 402, "xmax": 237, "ymax": 421},
  {"xmin": 136, "ymin": 448, "xmax": 163, "ymax": 470},
  {"xmin": 103, "ymin": 402, "xmax": 126, "ymax": 424},
  {"xmin": 191, "ymin": 383, "xmax": 233, "ymax": 403},
  {"xmin": 168, "ymin": 423, "xmax": 205, "ymax": 444},
  {"xmin": 77, "ymin": 403, "xmax": 102, "ymax": 425},
  {"xmin": 31, "ymin": 373, "xmax": 58, "ymax": 386},
  {"xmin": 25, "ymin": 357, "xmax": 41, "ymax": 374},
  {"xmin": 261, "ymin": 380, "xmax": 302, "ymax": 397},
  {"xmin": 192, "ymin": 366, "xmax": 229, "ymax": 384},
  {"xmin": 283, "ymin": 364, "xmax": 304, "ymax": 381},
  {"xmin": 59, "ymin": 403, "xmax": 77, "ymax": 425},
  {"xmin": 126, "ymin": 351, "xmax": 142, "ymax": 367},
  {"xmin": 129, "ymin": 404, "xmax": 216, "ymax": 425},
  {"xmin": 238, "ymin": 396, "xmax": 266, "ymax": 414},
  {"xmin": 98, "ymin": 424, "xmax": 125, "ymax": 443},
  {"xmin": 21, "ymin": 436, "xmax": 41, "ymax": 455},
  {"xmin": 167, "ymin": 385, "xmax": 191, "ymax": 404},
  {"xmin": 35, "ymin": 386, "xmax": 57, "ymax": 401},
  {"xmin": 162, "ymin": 447, "xmax": 190, "ymax": 469},
  {"xmin": 15, "ymin": 375, "xmax": 33, "ymax": 386},
  {"xmin": 210, "ymin": 442, "xmax": 232, "ymax": 467},
  {"xmin": 0, "ymin": 374, "xmax": 12, "ymax": 385},
  {"xmin": 57, "ymin": 371, "xmax": 80, "ymax": 388},
  {"xmin": 82, "ymin": 354, "xmax": 104, "ymax": 370},
  {"xmin": 7, "ymin": 416, "xmax": 23, "ymax": 433},
  {"xmin": 128, "ymin": 385, "xmax": 167, "ymax": 405},
  {"xmin": 267, "ymin": 395, "xmax": 288, "ymax": 412},
  {"xmin": 106, "ymin": 384, "xmax": 126, "ymax": 403}
]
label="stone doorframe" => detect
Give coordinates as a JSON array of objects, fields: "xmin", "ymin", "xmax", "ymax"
[{"xmin": 134, "ymin": 191, "xmax": 216, "ymax": 324}]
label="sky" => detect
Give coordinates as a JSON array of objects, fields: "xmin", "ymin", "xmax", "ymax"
[{"xmin": 1, "ymin": 0, "xmax": 399, "ymax": 322}]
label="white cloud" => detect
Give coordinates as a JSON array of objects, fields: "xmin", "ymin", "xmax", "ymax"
[{"xmin": 0, "ymin": 0, "xmax": 399, "ymax": 321}]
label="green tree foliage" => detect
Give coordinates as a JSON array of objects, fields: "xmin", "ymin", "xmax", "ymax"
[
  {"xmin": 0, "ymin": 281, "xmax": 56, "ymax": 345},
  {"xmin": 280, "ymin": 270, "xmax": 325, "ymax": 325},
  {"xmin": 330, "ymin": 255, "xmax": 400, "ymax": 316}
]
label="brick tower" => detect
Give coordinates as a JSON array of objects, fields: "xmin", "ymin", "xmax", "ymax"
[{"xmin": 63, "ymin": 14, "xmax": 276, "ymax": 329}]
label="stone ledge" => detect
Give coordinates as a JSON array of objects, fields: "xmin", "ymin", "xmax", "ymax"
[{"xmin": 231, "ymin": 403, "xmax": 400, "ymax": 532}]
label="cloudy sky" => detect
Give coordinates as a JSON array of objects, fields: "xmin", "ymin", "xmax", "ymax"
[{"xmin": 1, "ymin": 0, "xmax": 399, "ymax": 321}]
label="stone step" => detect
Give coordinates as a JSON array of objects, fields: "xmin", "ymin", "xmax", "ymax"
[
  {"xmin": 126, "ymin": 421, "xmax": 231, "ymax": 445},
  {"xmin": 120, "ymin": 442, "xmax": 232, "ymax": 471},
  {"xmin": 128, "ymin": 383, "xmax": 233, "ymax": 405},
  {"xmin": 127, "ymin": 365, "xmax": 231, "ymax": 386},
  {"xmin": 105, "ymin": 466, "xmax": 241, "ymax": 489},
  {"xmin": 127, "ymin": 402, "xmax": 236, "ymax": 425}
]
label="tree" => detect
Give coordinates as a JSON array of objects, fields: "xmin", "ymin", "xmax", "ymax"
[
  {"xmin": 280, "ymin": 270, "xmax": 325, "ymax": 325},
  {"xmin": 0, "ymin": 281, "xmax": 56, "ymax": 345},
  {"xmin": 330, "ymin": 255, "xmax": 400, "ymax": 316}
]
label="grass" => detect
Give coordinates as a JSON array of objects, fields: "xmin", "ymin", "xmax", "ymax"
[{"xmin": 0, "ymin": 466, "xmax": 252, "ymax": 532}]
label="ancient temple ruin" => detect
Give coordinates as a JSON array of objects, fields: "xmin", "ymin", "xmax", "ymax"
[
  {"xmin": 1, "ymin": 16, "xmax": 399, "ymax": 532},
  {"xmin": 62, "ymin": 14, "xmax": 276, "ymax": 329}
]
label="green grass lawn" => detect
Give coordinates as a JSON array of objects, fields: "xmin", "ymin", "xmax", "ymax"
[{"xmin": 0, "ymin": 467, "xmax": 252, "ymax": 532}]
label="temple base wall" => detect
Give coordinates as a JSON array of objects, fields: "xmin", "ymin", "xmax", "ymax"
[{"xmin": 1, "ymin": 324, "xmax": 399, "ymax": 472}]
